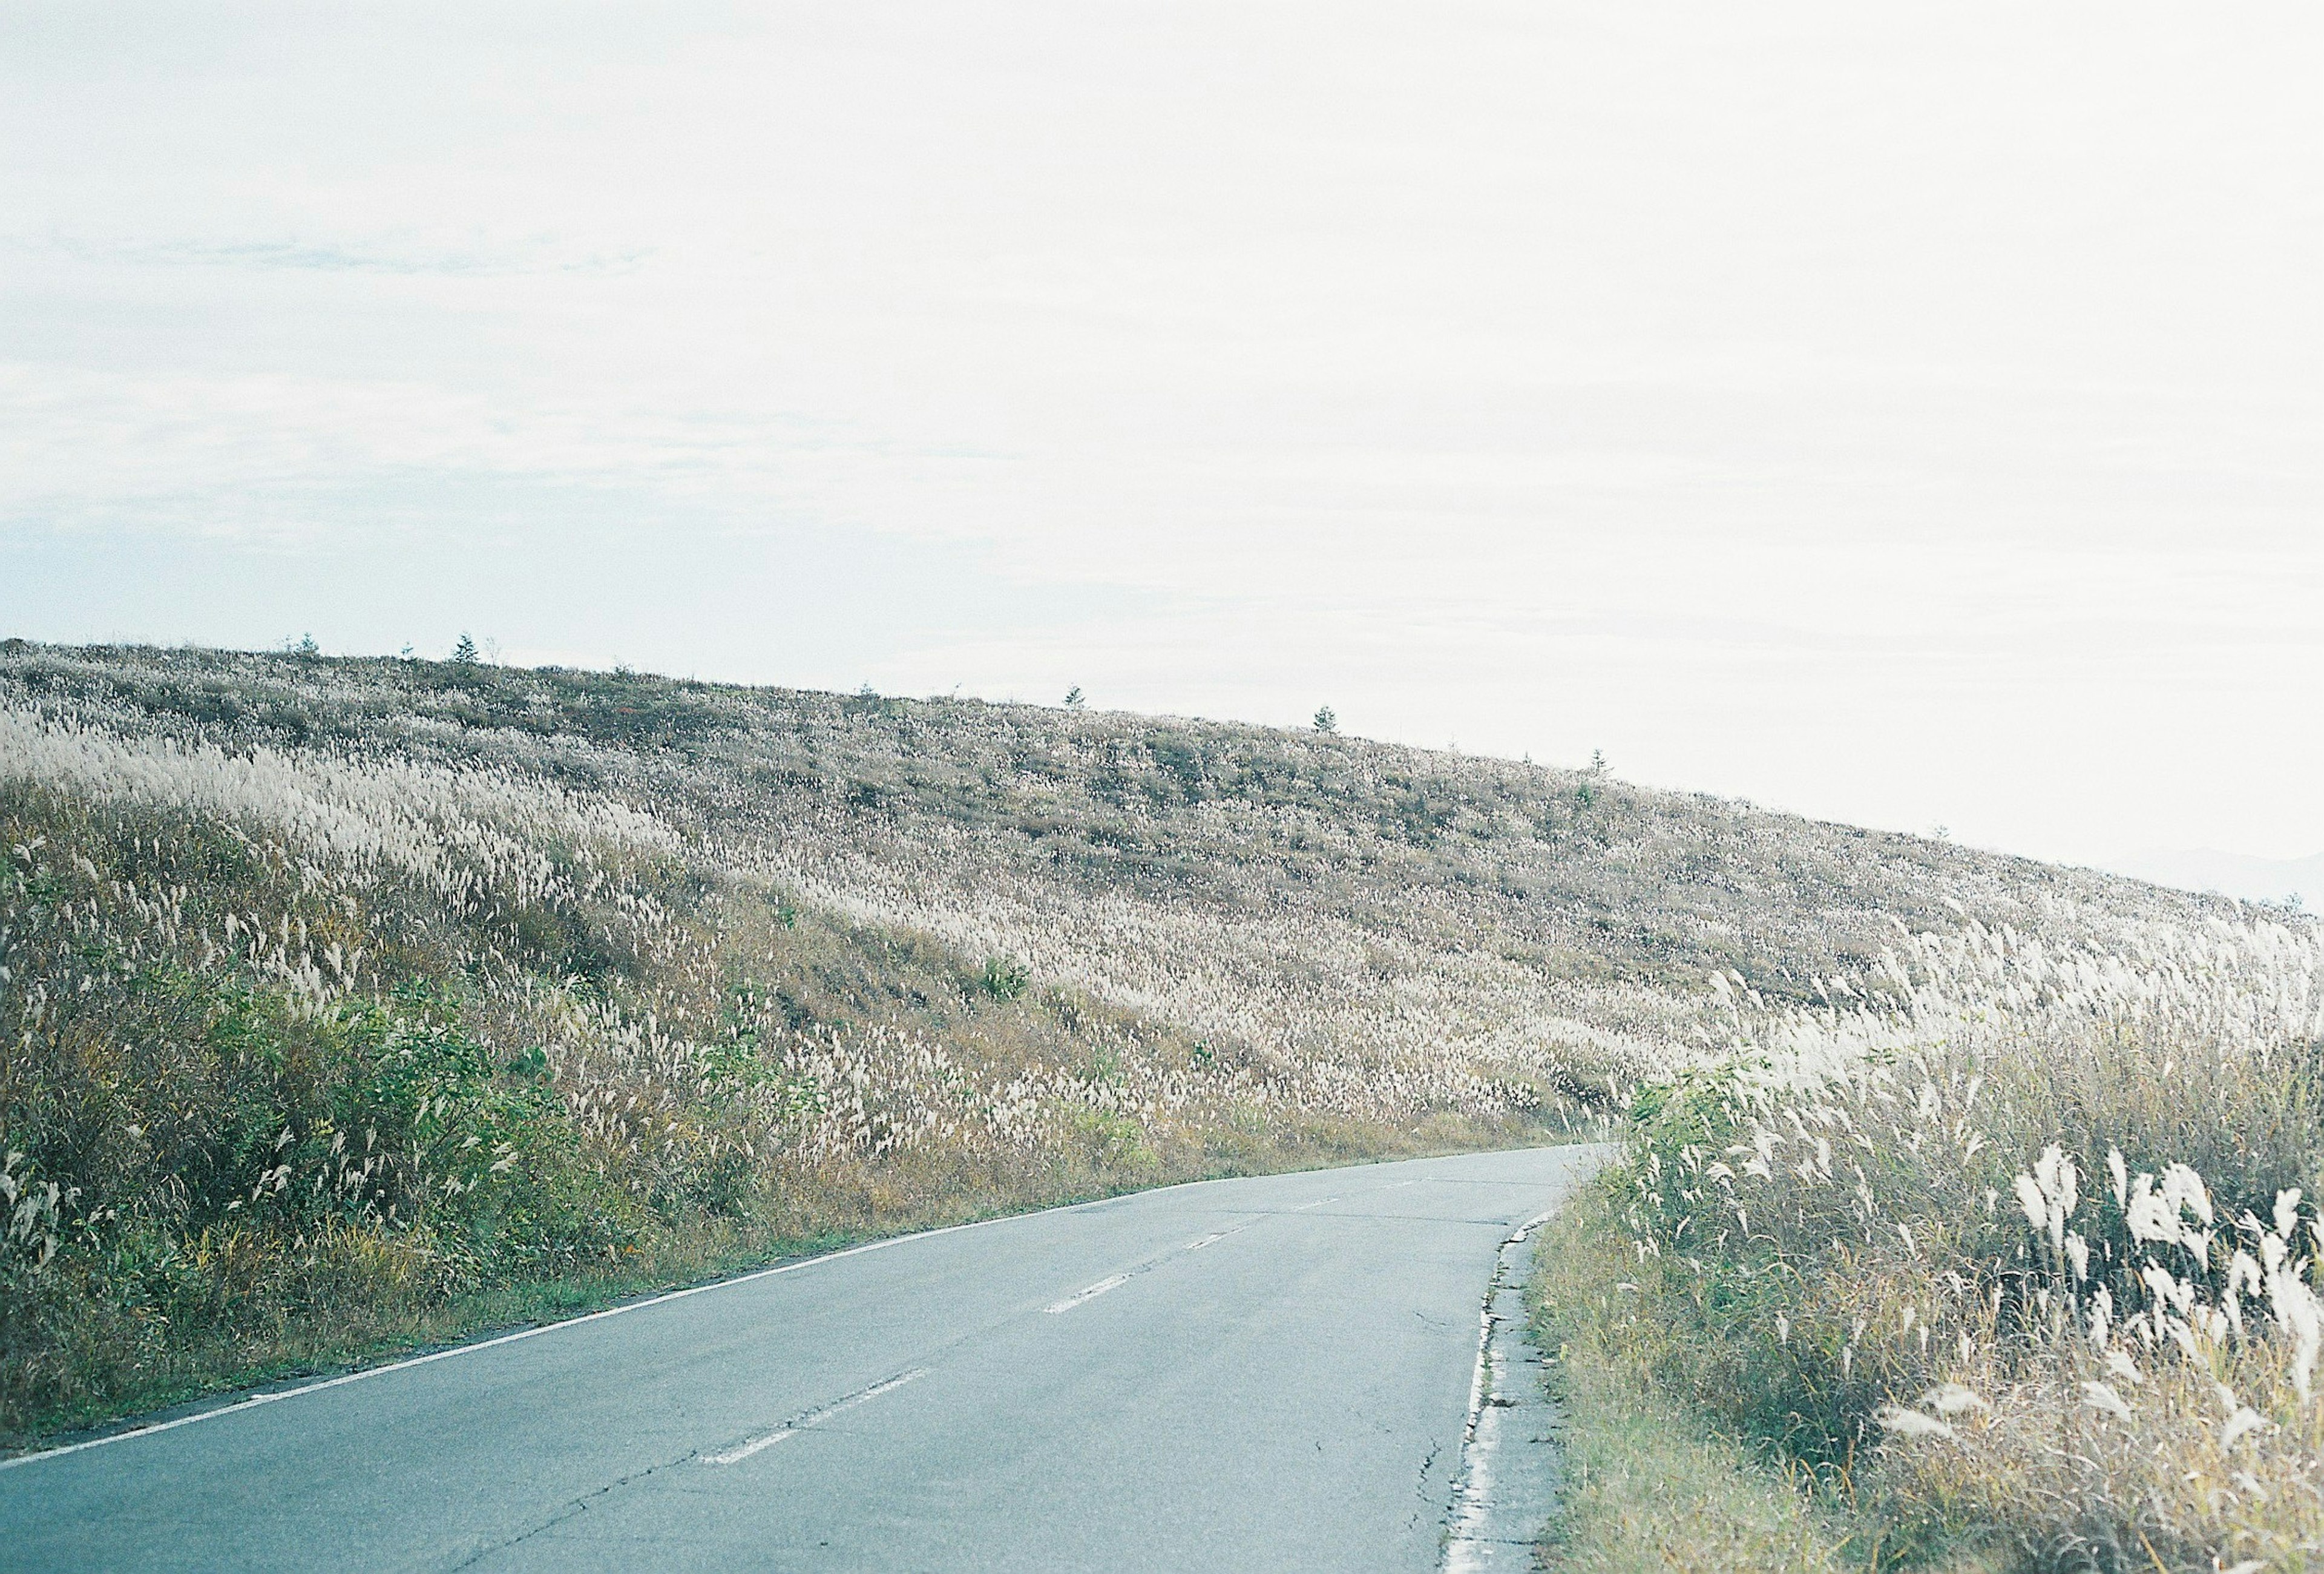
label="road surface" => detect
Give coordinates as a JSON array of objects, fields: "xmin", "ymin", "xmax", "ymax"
[{"xmin": 1, "ymin": 1144, "xmax": 1598, "ymax": 1572}]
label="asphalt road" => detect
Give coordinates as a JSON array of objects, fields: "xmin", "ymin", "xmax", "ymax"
[{"xmin": 1, "ymin": 1144, "xmax": 1598, "ymax": 1573}]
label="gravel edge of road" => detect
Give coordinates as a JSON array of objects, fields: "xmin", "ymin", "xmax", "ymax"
[{"xmin": 1445, "ymin": 1142, "xmax": 1609, "ymax": 1568}]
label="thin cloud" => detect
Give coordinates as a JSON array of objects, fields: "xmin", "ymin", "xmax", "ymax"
[{"xmin": 21, "ymin": 234, "xmax": 653, "ymax": 277}]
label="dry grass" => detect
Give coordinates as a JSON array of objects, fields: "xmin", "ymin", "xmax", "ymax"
[
  {"xmin": 1585, "ymin": 918, "xmax": 2324, "ymax": 1571},
  {"xmin": 1, "ymin": 642, "xmax": 2218, "ymax": 1098}
]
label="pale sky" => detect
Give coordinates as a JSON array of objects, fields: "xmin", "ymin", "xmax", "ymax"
[{"xmin": 2, "ymin": 2, "xmax": 2318, "ymax": 869}]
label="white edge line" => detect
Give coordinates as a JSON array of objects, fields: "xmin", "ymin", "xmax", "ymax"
[
  {"xmin": 2, "ymin": 1143, "xmax": 1595, "ymax": 1472},
  {"xmin": 1043, "ymin": 1273, "xmax": 1131, "ymax": 1314}
]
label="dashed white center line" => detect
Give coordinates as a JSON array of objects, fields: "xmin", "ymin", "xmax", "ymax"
[
  {"xmin": 1042, "ymin": 1185, "xmax": 1366, "ymax": 1322},
  {"xmin": 1043, "ymin": 1274, "xmax": 1132, "ymax": 1314},
  {"xmin": 701, "ymin": 1368, "xmax": 928, "ymax": 1465},
  {"xmin": 1184, "ymin": 1219, "xmax": 1259, "ymax": 1252}
]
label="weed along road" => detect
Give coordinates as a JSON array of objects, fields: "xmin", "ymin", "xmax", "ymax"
[{"xmin": 2, "ymin": 1145, "xmax": 1598, "ymax": 1573}]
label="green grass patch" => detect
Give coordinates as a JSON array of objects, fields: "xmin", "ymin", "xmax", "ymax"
[{"xmin": 1528, "ymin": 1181, "xmax": 2003, "ymax": 1573}]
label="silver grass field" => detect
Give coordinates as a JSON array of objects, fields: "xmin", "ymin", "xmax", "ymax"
[
  {"xmin": 1541, "ymin": 916, "xmax": 2322, "ymax": 1570},
  {"xmin": 2, "ymin": 644, "xmax": 2316, "ymax": 1572}
]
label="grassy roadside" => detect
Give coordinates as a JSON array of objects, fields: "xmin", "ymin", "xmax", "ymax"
[
  {"xmin": 1526, "ymin": 1179, "xmax": 2001, "ymax": 1573},
  {"xmin": 5, "ymin": 1108, "xmax": 1560, "ymax": 1452},
  {"xmin": 1562, "ymin": 918, "xmax": 2324, "ymax": 1573}
]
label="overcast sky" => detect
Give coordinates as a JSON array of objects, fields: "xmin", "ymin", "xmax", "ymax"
[{"xmin": 2, "ymin": 2, "xmax": 2318, "ymax": 870}]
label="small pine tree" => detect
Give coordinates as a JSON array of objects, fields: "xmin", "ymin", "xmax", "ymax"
[
  {"xmin": 450, "ymin": 633, "xmax": 479, "ymax": 665},
  {"xmin": 290, "ymin": 633, "xmax": 319, "ymax": 657},
  {"xmin": 1313, "ymin": 705, "xmax": 1338, "ymax": 734},
  {"xmin": 1064, "ymin": 685, "xmax": 1085, "ymax": 710}
]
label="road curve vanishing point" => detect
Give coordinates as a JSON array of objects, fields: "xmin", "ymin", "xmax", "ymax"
[{"xmin": 2, "ymin": 1145, "xmax": 1601, "ymax": 1573}]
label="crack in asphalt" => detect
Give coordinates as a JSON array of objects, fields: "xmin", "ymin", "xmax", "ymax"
[
  {"xmin": 438, "ymin": 1205, "xmax": 1307, "ymax": 1566},
  {"xmin": 701, "ymin": 1369, "xmax": 930, "ymax": 1463},
  {"xmin": 488, "ymin": 1192, "xmax": 1293, "ymax": 1563},
  {"xmin": 447, "ymin": 1448, "xmax": 700, "ymax": 1570},
  {"xmin": 448, "ymin": 1366, "xmax": 935, "ymax": 1566}
]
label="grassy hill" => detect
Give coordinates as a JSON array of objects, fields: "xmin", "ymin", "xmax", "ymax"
[{"xmin": 0, "ymin": 642, "xmax": 2221, "ymax": 1442}]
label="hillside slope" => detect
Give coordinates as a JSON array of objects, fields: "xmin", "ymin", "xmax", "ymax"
[
  {"xmin": 0, "ymin": 642, "xmax": 2212, "ymax": 1438},
  {"xmin": 4, "ymin": 643, "xmax": 2210, "ymax": 1073}
]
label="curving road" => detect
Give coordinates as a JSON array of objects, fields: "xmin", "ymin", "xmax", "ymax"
[{"xmin": 1, "ymin": 1145, "xmax": 1597, "ymax": 1572}]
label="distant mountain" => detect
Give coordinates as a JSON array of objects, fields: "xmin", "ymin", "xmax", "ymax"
[{"xmin": 2109, "ymin": 848, "xmax": 2324, "ymax": 912}]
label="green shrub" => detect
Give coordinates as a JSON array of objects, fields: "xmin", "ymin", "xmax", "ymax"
[{"xmin": 979, "ymin": 955, "xmax": 1032, "ymax": 1001}]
